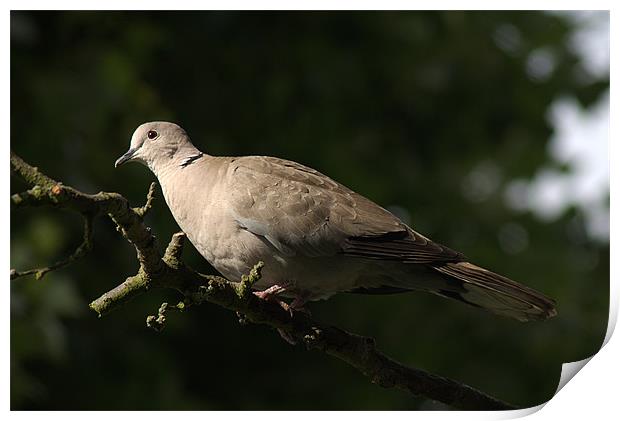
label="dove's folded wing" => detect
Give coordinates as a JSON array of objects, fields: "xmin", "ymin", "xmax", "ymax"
[{"xmin": 227, "ymin": 156, "xmax": 462, "ymax": 265}]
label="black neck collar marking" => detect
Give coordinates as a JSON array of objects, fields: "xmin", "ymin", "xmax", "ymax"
[{"xmin": 179, "ymin": 152, "xmax": 203, "ymax": 168}]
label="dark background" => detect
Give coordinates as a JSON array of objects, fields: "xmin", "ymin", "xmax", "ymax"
[{"xmin": 10, "ymin": 11, "xmax": 609, "ymax": 410}]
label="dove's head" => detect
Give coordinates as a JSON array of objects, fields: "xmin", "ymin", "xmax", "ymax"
[{"xmin": 115, "ymin": 122, "xmax": 198, "ymax": 173}]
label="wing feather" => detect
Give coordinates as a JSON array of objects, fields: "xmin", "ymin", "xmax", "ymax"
[
  {"xmin": 433, "ymin": 262, "xmax": 557, "ymax": 321},
  {"xmin": 341, "ymin": 230, "xmax": 465, "ymax": 264},
  {"xmin": 228, "ymin": 156, "xmax": 463, "ymax": 265}
]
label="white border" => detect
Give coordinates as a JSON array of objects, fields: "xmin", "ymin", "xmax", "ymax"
[
  {"xmin": 1, "ymin": 0, "xmax": 616, "ymax": 11},
  {"xmin": 4, "ymin": 2, "xmax": 615, "ymax": 420}
]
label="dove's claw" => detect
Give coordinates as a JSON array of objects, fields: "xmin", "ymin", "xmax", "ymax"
[
  {"xmin": 253, "ymin": 283, "xmax": 293, "ymax": 313},
  {"xmin": 253, "ymin": 283, "xmax": 289, "ymax": 300},
  {"xmin": 288, "ymin": 294, "xmax": 310, "ymax": 317},
  {"xmin": 253, "ymin": 283, "xmax": 311, "ymax": 317}
]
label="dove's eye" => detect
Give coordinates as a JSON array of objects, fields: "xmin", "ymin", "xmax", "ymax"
[{"xmin": 147, "ymin": 130, "xmax": 158, "ymax": 140}]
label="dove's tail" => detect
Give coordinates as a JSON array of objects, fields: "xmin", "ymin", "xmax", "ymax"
[{"xmin": 431, "ymin": 261, "xmax": 557, "ymax": 322}]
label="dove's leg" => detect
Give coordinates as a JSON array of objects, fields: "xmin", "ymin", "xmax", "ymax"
[
  {"xmin": 252, "ymin": 283, "xmax": 310, "ymax": 346},
  {"xmin": 289, "ymin": 293, "xmax": 310, "ymax": 314},
  {"xmin": 276, "ymin": 293, "xmax": 311, "ymax": 344},
  {"xmin": 253, "ymin": 283, "xmax": 310, "ymax": 316},
  {"xmin": 253, "ymin": 283, "xmax": 290, "ymax": 300},
  {"xmin": 253, "ymin": 283, "xmax": 294, "ymax": 314}
]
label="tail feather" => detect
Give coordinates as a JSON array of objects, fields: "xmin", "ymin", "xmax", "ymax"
[{"xmin": 432, "ymin": 262, "xmax": 557, "ymax": 322}]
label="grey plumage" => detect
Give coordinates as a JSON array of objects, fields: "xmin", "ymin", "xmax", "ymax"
[{"xmin": 116, "ymin": 121, "xmax": 557, "ymax": 321}]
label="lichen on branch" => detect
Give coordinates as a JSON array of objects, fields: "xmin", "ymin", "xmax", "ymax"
[{"xmin": 236, "ymin": 261, "xmax": 264, "ymax": 300}]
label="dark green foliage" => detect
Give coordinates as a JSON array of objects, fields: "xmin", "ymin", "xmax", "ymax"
[{"xmin": 11, "ymin": 11, "xmax": 608, "ymax": 410}]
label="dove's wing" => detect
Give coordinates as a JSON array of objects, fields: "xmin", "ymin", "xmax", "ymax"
[{"xmin": 227, "ymin": 156, "xmax": 462, "ymax": 263}]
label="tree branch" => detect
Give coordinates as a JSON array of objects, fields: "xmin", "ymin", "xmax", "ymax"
[
  {"xmin": 11, "ymin": 212, "xmax": 94, "ymax": 280},
  {"xmin": 133, "ymin": 182, "xmax": 157, "ymax": 218},
  {"xmin": 10, "ymin": 151, "xmax": 515, "ymax": 410}
]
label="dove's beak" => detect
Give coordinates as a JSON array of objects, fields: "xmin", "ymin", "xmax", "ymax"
[{"xmin": 115, "ymin": 148, "xmax": 137, "ymax": 168}]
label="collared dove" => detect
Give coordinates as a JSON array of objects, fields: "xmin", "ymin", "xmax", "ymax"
[{"xmin": 116, "ymin": 121, "xmax": 557, "ymax": 321}]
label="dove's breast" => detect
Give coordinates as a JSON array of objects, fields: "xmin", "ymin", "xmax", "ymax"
[
  {"xmin": 158, "ymin": 158, "xmax": 244, "ymax": 272},
  {"xmin": 156, "ymin": 157, "xmax": 370, "ymax": 299}
]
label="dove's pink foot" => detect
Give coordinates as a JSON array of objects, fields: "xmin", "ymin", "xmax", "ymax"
[
  {"xmin": 253, "ymin": 283, "xmax": 292, "ymax": 312},
  {"xmin": 276, "ymin": 295, "xmax": 311, "ymax": 344},
  {"xmin": 253, "ymin": 284, "xmax": 311, "ymax": 316},
  {"xmin": 253, "ymin": 283, "xmax": 290, "ymax": 300},
  {"xmin": 252, "ymin": 284, "xmax": 312, "ymax": 345}
]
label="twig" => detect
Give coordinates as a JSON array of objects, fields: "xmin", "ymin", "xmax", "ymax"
[
  {"xmin": 133, "ymin": 182, "xmax": 157, "ymax": 217},
  {"xmin": 11, "ymin": 150, "xmax": 165, "ymax": 276},
  {"xmin": 146, "ymin": 301, "xmax": 186, "ymax": 332},
  {"xmin": 11, "ymin": 213, "xmax": 95, "ymax": 280}
]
